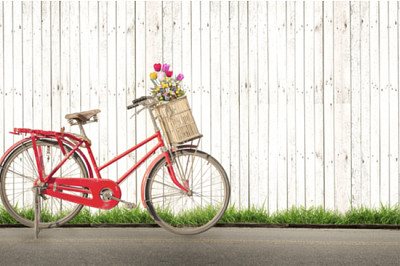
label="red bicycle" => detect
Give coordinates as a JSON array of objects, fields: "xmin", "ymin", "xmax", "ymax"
[{"xmin": 0, "ymin": 96, "xmax": 230, "ymax": 236}]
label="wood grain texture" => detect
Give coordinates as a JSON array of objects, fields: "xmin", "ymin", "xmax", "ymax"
[{"xmin": 0, "ymin": 2, "xmax": 398, "ymax": 213}]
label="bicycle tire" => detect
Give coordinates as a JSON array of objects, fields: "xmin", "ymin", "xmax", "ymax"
[
  {"xmin": 0, "ymin": 139, "xmax": 88, "ymax": 228},
  {"xmin": 145, "ymin": 149, "xmax": 230, "ymax": 235}
]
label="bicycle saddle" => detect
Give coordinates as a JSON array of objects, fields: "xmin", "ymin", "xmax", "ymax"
[{"xmin": 65, "ymin": 109, "xmax": 101, "ymax": 123}]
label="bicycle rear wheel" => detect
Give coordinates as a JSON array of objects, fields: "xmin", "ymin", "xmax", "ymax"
[
  {"xmin": 145, "ymin": 149, "xmax": 230, "ymax": 235},
  {"xmin": 0, "ymin": 139, "xmax": 88, "ymax": 228}
]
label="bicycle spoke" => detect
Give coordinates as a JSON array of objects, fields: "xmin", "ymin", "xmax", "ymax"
[
  {"xmin": 23, "ymin": 150, "xmax": 39, "ymax": 178},
  {"xmin": 152, "ymin": 180, "xmax": 182, "ymax": 191},
  {"xmin": 4, "ymin": 170, "xmax": 36, "ymax": 182},
  {"xmin": 151, "ymin": 192, "xmax": 183, "ymax": 200}
]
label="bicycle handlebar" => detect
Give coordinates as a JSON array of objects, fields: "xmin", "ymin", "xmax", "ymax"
[{"xmin": 127, "ymin": 96, "xmax": 157, "ymax": 110}]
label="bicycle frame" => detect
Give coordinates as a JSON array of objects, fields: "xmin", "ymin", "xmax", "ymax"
[{"xmin": 10, "ymin": 127, "xmax": 188, "ymax": 209}]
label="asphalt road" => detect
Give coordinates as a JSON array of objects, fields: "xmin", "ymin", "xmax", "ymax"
[{"xmin": 0, "ymin": 227, "xmax": 399, "ymax": 265}]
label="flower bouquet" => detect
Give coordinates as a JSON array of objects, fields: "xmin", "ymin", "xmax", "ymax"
[{"xmin": 149, "ymin": 63, "xmax": 185, "ymax": 102}]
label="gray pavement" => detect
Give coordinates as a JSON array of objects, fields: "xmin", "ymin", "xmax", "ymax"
[{"xmin": 0, "ymin": 227, "xmax": 399, "ymax": 265}]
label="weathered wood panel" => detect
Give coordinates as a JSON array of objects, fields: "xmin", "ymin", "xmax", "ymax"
[{"xmin": 0, "ymin": 2, "xmax": 399, "ymax": 213}]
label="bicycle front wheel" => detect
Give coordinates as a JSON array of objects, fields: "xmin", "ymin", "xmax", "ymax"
[
  {"xmin": 0, "ymin": 139, "xmax": 88, "ymax": 228},
  {"xmin": 145, "ymin": 149, "xmax": 230, "ymax": 235}
]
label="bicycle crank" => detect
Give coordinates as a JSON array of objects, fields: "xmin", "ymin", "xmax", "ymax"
[{"xmin": 100, "ymin": 188, "xmax": 137, "ymax": 209}]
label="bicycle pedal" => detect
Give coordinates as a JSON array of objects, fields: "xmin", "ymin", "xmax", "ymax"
[{"xmin": 125, "ymin": 202, "xmax": 137, "ymax": 209}]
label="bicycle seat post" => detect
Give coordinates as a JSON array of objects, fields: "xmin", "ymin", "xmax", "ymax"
[{"xmin": 78, "ymin": 124, "xmax": 88, "ymax": 139}]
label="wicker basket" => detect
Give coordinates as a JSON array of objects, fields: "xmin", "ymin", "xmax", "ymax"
[{"xmin": 155, "ymin": 96, "xmax": 202, "ymax": 145}]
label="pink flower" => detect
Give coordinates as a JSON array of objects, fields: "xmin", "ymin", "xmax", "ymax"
[
  {"xmin": 176, "ymin": 73, "xmax": 184, "ymax": 82},
  {"xmin": 162, "ymin": 64, "xmax": 170, "ymax": 72},
  {"xmin": 157, "ymin": 72, "xmax": 165, "ymax": 81}
]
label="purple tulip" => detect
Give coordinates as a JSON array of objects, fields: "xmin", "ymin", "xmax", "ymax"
[
  {"xmin": 176, "ymin": 73, "xmax": 184, "ymax": 82},
  {"xmin": 162, "ymin": 64, "xmax": 170, "ymax": 73}
]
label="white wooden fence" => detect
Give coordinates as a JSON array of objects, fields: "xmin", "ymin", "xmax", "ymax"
[{"xmin": 0, "ymin": 2, "xmax": 399, "ymax": 212}]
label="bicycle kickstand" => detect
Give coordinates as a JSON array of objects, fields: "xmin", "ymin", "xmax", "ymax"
[{"xmin": 33, "ymin": 186, "xmax": 41, "ymax": 239}]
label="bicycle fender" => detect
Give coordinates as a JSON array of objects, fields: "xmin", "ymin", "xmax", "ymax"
[
  {"xmin": 140, "ymin": 146, "xmax": 198, "ymax": 207},
  {"xmin": 0, "ymin": 137, "xmax": 32, "ymax": 170}
]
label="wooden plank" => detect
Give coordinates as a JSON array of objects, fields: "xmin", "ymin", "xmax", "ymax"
[
  {"xmin": 51, "ymin": 2, "xmax": 61, "ymax": 132},
  {"xmin": 107, "ymin": 2, "xmax": 117, "ymax": 182},
  {"xmin": 98, "ymin": 2, "xmax": 108, "ymax": 179},
  {"xmin": 304, "ymin": 1, "xmax": 315, "ymax": 208},
  {"xmin": 370, "ymin": 2, "xmax": 380, "ymax": 208},
  {"xmin": 0, "ymin": 2, "xmax": 3, "ymax": 153},
  {"xmin": 238, "ymin": 1, "xmax": 249, "ymax": 209},
  {"xmin": 267, "ymin": 2, "xmax": 278, "ymax": 213},
  {"xmin": 145, "ymin": 1, "xmax": 162, "ymax": 191},
  {"xmin": 162, "ymin": 2, "xmax": 173, "ymax": 64},
  {"xmin": 220, "ymin": 1, "xmax": 231, "ymax": 204},
  {"xmin": 3, "ymin": 1, "xmax": 13, "ymax": 148},
  {"xmin": 116, "ymin": 1, "xmax": 128, "ymax": 197},
  {"xmin": 201, "ymin": 1, "xmax": 211, "ymax": 156},
  {"xmin": 257, "ymin": 1, "xmax": 269, "ymax": 210},
  {"xmin": 145, "ymin": 2, "xmax": 161, "ymax": 167},
  {"xmin": 42, "ymin": 2, "xmax": 51, "ymax": 131},
  {"xmin": 13, "ymin": 1, "xmax": 23, "ymax": 130},
  {"xmin": 350, "ymin": 2, "xmax": 362, "ymax": 207},
  {"xmin": 181, "ymin": 1, "xmax": 191, "ymax": 101},
  {"xmin": 210, "ymin": 2, "xmax": 221, "ymax": 167},
  {"xmin": 248, "ymin": 1, "xmax": 259, "ymax": 207},
  {"xmin": 314, "ymin": 2, "xmax": 325, "ymax": 207},
  {"xmin": 229, "ymin": 2, "xmax": 240, "ymax": 208},
  {"xmin": 323, "ymin": 1, "xmax": 335, "ymax": 210},
  {"xmin": 388, "ymin": 2, "xmax": 398, "ymax": 207},
  {"xmin": 126, "ymin": 1, "xmax": 136, "ymax": 203},
  {"xmin": 360, "ymin": 1, "xmax": 371, "ymax": 208},
  {"xmin": 135, "ymin": 1, "xmax": 146, "ymax": 203},
  {"xmin": 22, "ymin": 2, "xmax": 33, "ymax": 130},
  {"xmin": 286, "ymin": 1, "xmax": 296, "ymax": 208},
  {"xmin": 379, "ymin": 2, "xmax": 390, "ymax": 206},
  {"xmin": 69, "ymin": 2, "xmax": 80, "ymax": 114},
  {"xmin": 334, "ymin": 2, "xmax": 351, "ymax": 212},
  {"xmin": 276, "ymin": 1, "xmax": 287, "ymax": 211},
  {"xmin": 88, "ymin": 1, "xmax": 100, "ymax": 173},
  {"xmin": 295, "ymin": 1, "xmax": 305, "ymax": 208},
  {"xmin": 191, "ymin": 1, "xmax": 201, "ymax": 142},
  {"xmin": 60, "ymin": 2, "xmax": 70, "ymax": 131},
  {"xmin": 80, "ymin": 2, "xmax": 90, "ymax": 122},
  {"xmin": 172, "ymin": 2, "xmax": 182, "ymax": 73}
]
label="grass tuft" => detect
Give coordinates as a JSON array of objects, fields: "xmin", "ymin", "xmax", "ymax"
[{"xmin": 0, "ymin": 204, "xmax": 399, "ymax": 225}]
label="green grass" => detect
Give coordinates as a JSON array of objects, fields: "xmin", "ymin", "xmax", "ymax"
[{"xmin": 0, "ymin": 204, "xmax": 399, "ymax": 225}]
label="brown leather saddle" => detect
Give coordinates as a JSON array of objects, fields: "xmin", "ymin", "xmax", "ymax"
[{"xmin": 65, "ymin": 109, "xmax": 101, "ymax": 124}]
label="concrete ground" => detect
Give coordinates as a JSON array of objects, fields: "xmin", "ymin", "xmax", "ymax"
[{"xmin": 0, "ymin": 227, "xmax": 399, "ymax": 265}]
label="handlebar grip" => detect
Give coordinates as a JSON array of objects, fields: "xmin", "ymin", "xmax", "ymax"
[
  {"xmin": 127, "ymin": 103, "xmax": 138, "ymax": 110},
  {"xmin": 128, "ymin": 96, "xmax": 156, "ymax": 110},
  {"xmin": 132, "ymin": 96, "xmax": 149, "ymax": 105}
]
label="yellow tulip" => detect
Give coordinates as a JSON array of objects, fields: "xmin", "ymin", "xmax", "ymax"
[{"xmin": 150, "ymin": 72, "xmax": 157, "ymax": 80}]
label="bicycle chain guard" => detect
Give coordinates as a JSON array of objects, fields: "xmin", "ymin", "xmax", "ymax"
[{"xmin": 43, "ymin": 178, "xmax": 122, "ymax": 209}]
